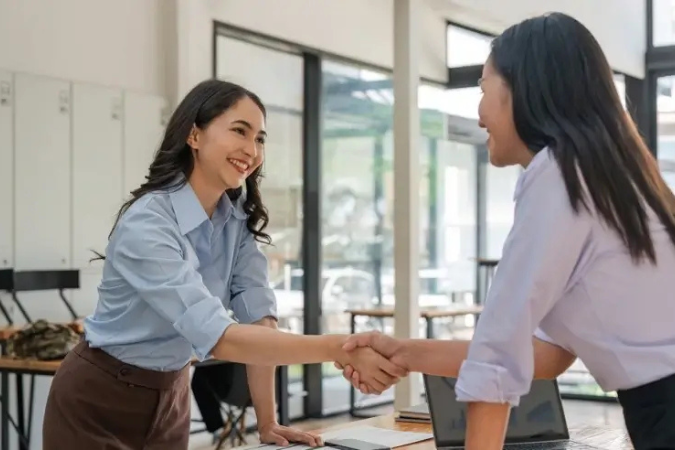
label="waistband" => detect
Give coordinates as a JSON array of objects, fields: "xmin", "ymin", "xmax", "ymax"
[
  {"xmin": 73, "ymin": 340, "xmax": 189, "ymax": 390},
  {"xmin": 617, "ymin": 373, "xmax": 675, "ymax": 408}
]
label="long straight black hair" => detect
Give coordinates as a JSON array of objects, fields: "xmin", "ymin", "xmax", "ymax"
[
  {"xmin": 94, "ymin": 79, "xmax": 271, "ymax": 260},
  {"xmin": 490, "ymin": 12, "xmax": 675, "ymax": 263}
]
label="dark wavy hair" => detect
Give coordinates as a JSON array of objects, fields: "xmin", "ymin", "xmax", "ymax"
[
  {"xmin": 94, "ymin": 79, "xmax": 271, "ymax": 260},
  {"xmin": 490, "ymin": 12, "xmax": 675, "ymax": 263}
]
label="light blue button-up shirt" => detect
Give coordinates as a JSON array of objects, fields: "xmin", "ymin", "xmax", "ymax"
[
  {"xmin": 83, "ymin": 181, "xmax": 278, "ymax": 371},
  {"xmin": 456, "ymin": 148, "xmax": 675, "ymax": 406}
]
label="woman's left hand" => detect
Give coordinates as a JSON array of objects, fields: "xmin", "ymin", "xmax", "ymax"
[{"xmin": 259, "ymin": 422, "xmax": 323, "ymax": 447}]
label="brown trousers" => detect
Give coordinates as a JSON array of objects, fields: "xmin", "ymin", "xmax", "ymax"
[{"xmin": 42, "ymin": 341, "xmax": 191, "ymax": 450}]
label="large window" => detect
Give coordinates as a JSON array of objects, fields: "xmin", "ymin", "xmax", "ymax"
[
  {"xmin": 652, "ymin": 0, "xmax": 675, "ymax": 46},
  {"xmin": 215, "ymin": 33, "xmax": 306, "ymax": 419},
  {"xmin": 657, "ymin": 76, "xmax": 675, "ymax": 189}
]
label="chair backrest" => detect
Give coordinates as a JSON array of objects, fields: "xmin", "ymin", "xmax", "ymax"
[
  {"xmin": 221, "ymin": 363, "xmax": 252, "ymax": 408},
  {"xmin": 0, "ymin": 269, "xmax": 13, "ymax": 291},
  {"xmin": 13, "ymin": 270, "xmax": 79, "ymax": 292}
]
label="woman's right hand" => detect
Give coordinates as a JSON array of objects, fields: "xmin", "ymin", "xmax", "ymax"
[{"xmin": 337, "ymin": 334, "xmax": 408, "ymax": 394}]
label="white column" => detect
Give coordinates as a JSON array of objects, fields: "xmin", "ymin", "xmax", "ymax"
[{"xmin": 393, "ymin": 0, "xmax": 421, "ymax": 410}]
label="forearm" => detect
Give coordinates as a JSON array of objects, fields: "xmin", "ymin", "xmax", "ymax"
[
  {"xmin": 211, "ymin": 323, "xmax": 346, "ymax": 366},
  {"xmin": 400, "ymin": 338, "xmax": 575, "ymax": 379},
  {"xmin": 465, "ymin": 402, "xmax": 510, "ymax": 450},
  {"xmin": 246, "ymin": 317, "xmax": 279, "ymax": 427}
]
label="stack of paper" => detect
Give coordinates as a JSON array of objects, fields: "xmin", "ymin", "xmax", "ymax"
[
  {"xmin": 243, "ymin": 425, "xmax": 433, "ymax": 450},
  {"xmin": 321, "ymin": 425, "xmax": 433, "ymax": 448}
]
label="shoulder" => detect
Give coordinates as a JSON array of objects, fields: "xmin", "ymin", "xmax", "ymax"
[
  {"xmin": 111, "ymin": 192, "xmax": 181, "ymax": 246},
  {"xmin": 515, "ymin": 148, "xmax": 565, "ymax": 200}
]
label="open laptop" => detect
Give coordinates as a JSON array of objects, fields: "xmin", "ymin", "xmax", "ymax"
[{"xmin": 422, "ymin": 375, "xmax": 602, "ymax": 449}]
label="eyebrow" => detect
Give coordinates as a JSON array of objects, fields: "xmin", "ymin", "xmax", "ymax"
[{"xmin": 232, "ymin": 119, "xmax": 267, "ymax": 136}]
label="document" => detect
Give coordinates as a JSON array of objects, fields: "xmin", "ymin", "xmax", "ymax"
[{"xmin": 321, "ymin": 425, "xmax": 433, "ymax": 448}]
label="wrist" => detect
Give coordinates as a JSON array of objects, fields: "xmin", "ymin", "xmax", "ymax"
[
  {"xmin": 326, "ymin": 334, "xmax": 348, "ymax": 364},
  {"xmin": 258, "ymin": 420, "xmax": 278, "ymax": 432}
]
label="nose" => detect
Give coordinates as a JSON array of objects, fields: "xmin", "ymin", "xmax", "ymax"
[
  {"xmin": 478, "ymin": 119, "xmax": 486, "ymax": 129},
  {"xmin": 242, "ymin": 140, "xmax": 257, "ymax": 159}
]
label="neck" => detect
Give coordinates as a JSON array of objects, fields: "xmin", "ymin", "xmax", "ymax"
[{"xmin": 188, "ymin": 171, "xmax": 224, "ymax": 218}]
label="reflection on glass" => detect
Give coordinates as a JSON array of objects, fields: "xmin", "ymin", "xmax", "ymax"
[
  {"xmin": 215, "ymin": 34, "xmax": 306, "ymax": 418},
  {"xmin": 657, "ymin": 76, "xmax": 675, "ymax": 192},
  {"xmin": 446, "ymin": 25, "xmax": 493, "ymax": 67},
  {"xmin": 321, "ymin": 60, "xmax": 394, "ymax": 414},
  {"xmin": 652, "ymin": 0, "xmax": 675, "ymax": 46}
]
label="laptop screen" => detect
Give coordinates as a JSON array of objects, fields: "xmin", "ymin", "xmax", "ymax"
[{"xmin": 423, "ymin": 376, "xmax": 569, "ymax": 447}]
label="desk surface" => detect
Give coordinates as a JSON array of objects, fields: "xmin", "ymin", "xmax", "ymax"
[
  {"xmin": 312, "ymin": 414, "xmax": 633, "ymax": 450},
  {"xmin": 345, "ymin": 306, "xmax": 482, "ymax": 319}
]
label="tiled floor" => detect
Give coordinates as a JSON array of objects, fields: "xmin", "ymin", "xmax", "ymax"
[{"xmin": 187, "ymin": 399, "xmax": 626, "ymax": 450}]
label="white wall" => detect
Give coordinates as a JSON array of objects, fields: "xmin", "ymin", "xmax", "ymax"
[
  {"xmin": 0, "ymin": 0, "xmax": 176, "ymax": 97},
  {"xmin": 176, "ymin": 0, "xmax": 448, "ymax": 99},
  {"xmin": 428, "ymin": 0, "xmax": 647, "ymax": 78}
]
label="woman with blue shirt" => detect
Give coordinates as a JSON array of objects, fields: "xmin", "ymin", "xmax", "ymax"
[
  {"xmin": 337, "ymin": 12, "xmax": 675, "ymax": 450},
  {"xmin": 41, "ymin": 79, "xmax": 406, "ymax": 450}
]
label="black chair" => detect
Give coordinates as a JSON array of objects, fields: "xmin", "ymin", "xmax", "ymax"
[
  {"xmin": 191, "ymin": 363, "xmax": 290, "ymax": 450},
  {"xmin": 0, "ymin": 269, "xmax": 14, "ymax": 324},
  {"xmin": 192, "ymin": 362, "xmax": 253, "ymax": 449},
  {"xmin": 10, "ymin": 270, "xmax": 80, "ymax": 323}
]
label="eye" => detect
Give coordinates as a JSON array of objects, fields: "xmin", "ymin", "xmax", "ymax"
[
  {"xmin": 256, "ymin": 136, "xmax": 266, "ymax": 145},
  {"xmin": 232, "ymin": 127, "xmax": 246, "ymax": 136}
]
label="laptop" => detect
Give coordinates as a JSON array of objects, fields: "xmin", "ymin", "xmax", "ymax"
[{"xmin": 423, "ymin": 375, "xmax": 602, "ymax": 449}]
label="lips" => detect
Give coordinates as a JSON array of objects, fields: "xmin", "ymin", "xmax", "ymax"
[{"xmin": 227, "ymin": 158, "xmax": 249, "ymax": 175}]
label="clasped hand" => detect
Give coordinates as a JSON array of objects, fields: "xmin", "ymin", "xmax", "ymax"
[{"xmin": 335, "ymin": 331, "xmax": 408, "ymax": 395}]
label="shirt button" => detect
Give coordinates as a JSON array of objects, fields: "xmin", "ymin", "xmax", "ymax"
[{"xmin": 119, "ymin": 367, "xmax": 130, "ymax": 376}]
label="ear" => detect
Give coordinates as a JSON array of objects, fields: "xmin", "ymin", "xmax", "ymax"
[{"xmin": 186, "ymin": 125, "xmax": 200, "ymax": 150}]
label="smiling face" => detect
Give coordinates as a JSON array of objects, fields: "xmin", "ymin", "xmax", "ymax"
[
  {"xmin": 188, "ymin": 95, "xmax": 266, "ymax": 191},
  {"xmin": 478, "ymin": 57, "xmax": 531, "ymax": 167}
]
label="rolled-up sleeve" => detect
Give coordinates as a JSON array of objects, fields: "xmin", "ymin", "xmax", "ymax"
[
  {"xmin": 456, "ymin": 159, "xmax": 592, "ymax": 406},
  {"xmin": 110, "ymin": 208, "xmax": 235, "ymax": 361},
  {"xmin": 229, "ymin": 226, "xmax": 278, "ymax": 324}
]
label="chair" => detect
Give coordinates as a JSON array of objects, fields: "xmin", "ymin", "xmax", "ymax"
[
  {"xmin": 10, "ymin": 270, "xmax": 80, "ymax": 323},
  {"xmin": 0, "ymin": 269, "xmax": 14, "ymax": 324},
  {"xmin": 191, "ymin": 362, "xmax": 253, "ymax": 449}
]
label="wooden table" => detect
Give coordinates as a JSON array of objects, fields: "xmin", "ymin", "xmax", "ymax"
[
  {"xmin": 0, "ymin": 354, "xmax": 290, "ymax": 450},
  {"xmin": 344, "ymin": 306, "xmax": 483, "ymax": 418},
  {"xmin": 345, "ymin": 306, "xmax": 483, "ymax": 340},
  {"xmin": 312, "ymin": 413, "xmax": 634, "ymax": 450}
]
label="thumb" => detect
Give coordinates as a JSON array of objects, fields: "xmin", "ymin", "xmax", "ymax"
[{"xmin": 343, "ymin": 331, "xmax": 377, "ymax": 351}]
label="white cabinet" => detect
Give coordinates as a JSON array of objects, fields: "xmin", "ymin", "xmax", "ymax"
[
  {"xmin": 72, "ymin": 83, "xmax": 124, "ymax": 269},
  {"xmin": 14, "ymin": 74, "xmax": 71, "ymax": 270},
  {"xmin": 123, "ymin": 92, "xmax": 167, "ymax": 198},
  {"xmin": 0, "ymin": 71, "xmax": 13, "ymax": 268}
]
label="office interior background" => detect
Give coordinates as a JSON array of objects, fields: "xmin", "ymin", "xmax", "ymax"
[{"xmin": 0, "ymin": 0, "xmax": 674, "ymax": 447}]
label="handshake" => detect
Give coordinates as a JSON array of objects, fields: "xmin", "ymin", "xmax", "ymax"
[{"xmin": 333, "ymin": 331, "xmax": 410, "ymax": 395}]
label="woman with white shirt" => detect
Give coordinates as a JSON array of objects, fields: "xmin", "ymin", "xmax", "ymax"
[{"xmin": 337, "ymin": 12, "xmax": 675, "ymax": 450}]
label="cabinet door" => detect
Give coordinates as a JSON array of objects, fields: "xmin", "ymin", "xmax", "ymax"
[
  {"xmin": 14, "ymin": 74, "xmax": 71, "ymax": 270},
  {"xmin": 0, "ymin": 71, "xmax": 13, "ymax": 268},
  {"xmin": 72, "ymin": 83, "xmax": 124, "ymax": 269},
  {"xmin": 123, "ymin": 92, "xmax": 167, "ymax": 197}
]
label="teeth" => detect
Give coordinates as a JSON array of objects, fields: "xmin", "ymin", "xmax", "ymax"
[{"xmin": 228, "ymin": 159, "xmax": 248, "ymax": 170}]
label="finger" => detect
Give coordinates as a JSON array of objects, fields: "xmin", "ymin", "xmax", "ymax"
[
  {"xmin": 361, "ymin": 373, "xmax": 387, "ymax": 393},
  {"xmin": 343, "ymin": 365, "xmax": 354, "ymax": 379},
  {"xmin": 289, "ymin": 430, "xmax": 321, "ymax": 447},
  {"xmin": 267, "ymin": 432, "xmax": 289, "ymax": 446},
  {"xmin": 334, "ymin": 362, "xmax": 343, "ymax": 370},
  {"xmin": 342, "ymin": 332, "xmax": 378, "ymax": 351},
  {"xmin": 359, "ymin": 383, "xmax": 370, "ymax": 395},
  {"xmin": 373, "ymin": 370, "xmax": 397, "ymax": 389},
  {"xmin": 351, "ymin": 369, "xmax": 360, "ymax": 386},
  {"xmin": 378, "ymin": 356, "xmax": 408, "ymax": 378}
]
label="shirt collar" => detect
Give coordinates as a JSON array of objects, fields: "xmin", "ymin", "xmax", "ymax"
[
  {"xmin": 169, "ymin": 181, "xmax": 248, "ymax": 236},
  {"xmin": 513, "ymin": 147, "xmax": 551, "ymax": 201}
]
